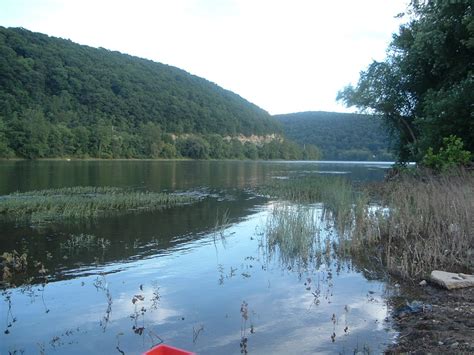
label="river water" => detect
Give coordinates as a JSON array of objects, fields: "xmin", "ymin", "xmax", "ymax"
[{"xmin": 0, "ymin": 160, "xmax": 396, "ymax": 354}]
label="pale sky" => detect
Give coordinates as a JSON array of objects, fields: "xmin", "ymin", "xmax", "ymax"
[{"xmin": 1, "ymin": 0, "xmax": 408, "ymax": 115}]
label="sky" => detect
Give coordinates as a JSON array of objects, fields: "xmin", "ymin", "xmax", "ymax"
[{"xmin": 1, "ymin": 0, "xmax": 408, "ymax": 115}]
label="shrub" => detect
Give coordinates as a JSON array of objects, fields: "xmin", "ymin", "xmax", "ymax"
[{"xmin": 422, "ymin": 135, "xmax": 472, "ymax": 172}]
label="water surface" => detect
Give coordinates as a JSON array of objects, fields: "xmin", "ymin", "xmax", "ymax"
[{"xmin": 0, "ymin": 160, "xmax": 396, "ymax": 354}]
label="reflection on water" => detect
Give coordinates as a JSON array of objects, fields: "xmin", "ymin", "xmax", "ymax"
[
  {"xmin": 0, "ymin": 161, "xmax": 396, "ymax": 354},
  {"xmin": 0, "ymin": 160, "xmax": 391, "ymax": 195}
]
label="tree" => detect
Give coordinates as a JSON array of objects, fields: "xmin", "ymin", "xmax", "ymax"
[
  {"xmin": 91, "ymin": 119, "xmax": 113, "ymax": 158},
  {"xmin": 337, "ymin": 1, "xmax": 473, "ymax": 162},
  {"xmin": 0, "ymin": 116, "xmax": 13, "ymax": 157},
  {"xmin": 244, "ymin": 142, "xmax": 259, "ymax": 159},
  {"xmin": 139, "ymin": 122, "xmax": 162, "ymax": 158},
  {"xmin": 8, "ymin": 109, "xmax": 50, "ymax": 159},
  {"xmin": 302, "ymin": 144, "xmax": 321, "ymax": 161},
  {"xmin": 207, "ymin": 134, "xmax": 228, "ymax": 159},
  {"xmin": 177, "ymin": 136, "xmax": 210, "ymax": 159}
]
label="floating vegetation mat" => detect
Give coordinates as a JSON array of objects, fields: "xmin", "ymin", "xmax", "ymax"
[{"xmin": 0, "ymin": 186, "xmax": 199, "ymax": 224}]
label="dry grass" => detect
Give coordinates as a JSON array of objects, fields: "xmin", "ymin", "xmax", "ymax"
[
  {"xmin": 260, "ymin": 171, "xmax": 474, "ymax": 280},
  {"xmin": 352, "ymin": 171, "xmax": 474, "ymax": 279}
]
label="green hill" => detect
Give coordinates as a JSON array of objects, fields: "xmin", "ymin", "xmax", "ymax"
[
  {"xmin": 0, "ymin": 27, "xmax": 308, "ymax": 159},
  {"xmin": 274, "ymin": 111, "xmax": 394, "ymax": 161}
]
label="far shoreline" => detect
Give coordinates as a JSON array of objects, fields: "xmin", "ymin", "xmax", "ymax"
[{"xmin": 0, "ymin": 157, "xmax": 397, "ymax": 164}]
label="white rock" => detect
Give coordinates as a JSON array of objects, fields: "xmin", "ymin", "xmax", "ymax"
[
  {"xmin": 419, "ymin": 280, "xmax": 427, "ymax": 286},
  {"xmin": 430, "ymin": 270, "xmax": 474, "ymax": 290}
]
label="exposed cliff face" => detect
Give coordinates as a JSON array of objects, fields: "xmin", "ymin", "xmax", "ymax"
[
  {"xmin": 223, "ymin": 134, "xmax": 283, "ymax": 146},
  {"xmin": 171, "ymin": 133, "xmax": 283, "ymax": 146}
]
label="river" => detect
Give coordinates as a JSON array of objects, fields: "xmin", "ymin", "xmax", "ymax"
[{"xmin": 0, "ymin": 160, "xmax": 396, "ymax": 354}]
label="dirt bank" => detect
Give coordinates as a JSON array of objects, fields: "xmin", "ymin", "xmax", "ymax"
[{"xmin": 387, "ymin": 283, "xmax": 474, "ymax": 353}]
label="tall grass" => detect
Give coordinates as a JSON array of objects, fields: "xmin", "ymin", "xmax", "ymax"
[
  {"xmin": 262, "ymin": 202, "xmax": 323, "ymax": 270},
  {"xmin": 353, "ymin": 172, "xmax": 474, "ymax": 279},
  {"xmin": 260, "ymin": 171, "xmax": 473, "ymax": 279},
  {"xmin": 0, "ymin": 186, "xmax": 199, "ymax": 224},
  {"xmin": 260, "ymin": 176, "xmax": 355, "ymax": 234}
]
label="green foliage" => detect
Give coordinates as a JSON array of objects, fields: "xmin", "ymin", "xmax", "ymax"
[
  {"xmin": 275, "ymin": 111, "xmax": 393, "ymax": 161},
  {"xmin": 337, "ymin": 2, "xmax": 473, "ymax": 162},
  {"xmin": 0, "ymin": 26, "xmax": 285, "ymax": 159},
  {"xmin": 177, "ymin": 136, "xmax": 210, "ymax": 159},
  {"xmin": 0, "ymin": 116, "xmax": 14, "ymax": 157},
  {"xmin": 301, "ymin": 144, "xmax": 322, "ymax": 160},
  {"xmin": 422, "ymin": 135, "xmax": 472, "ymax": 172}
]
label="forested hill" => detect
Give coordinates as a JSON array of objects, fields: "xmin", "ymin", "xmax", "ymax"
[
  {"xmin": 0, "ymin": 27, "xmax": 303, "ymax": 159},
  {"xmin": 274, "ymin": 111, "xmax": 394, "ymax": 161}
]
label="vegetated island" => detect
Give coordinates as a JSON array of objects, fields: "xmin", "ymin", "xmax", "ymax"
[
  {"xmin": 0, "ymin": 26, "xmax": 321, "ymax": 161},
  {"xmin": 0, "ymin": 186, "xmax": 200, "ymax": 225}
]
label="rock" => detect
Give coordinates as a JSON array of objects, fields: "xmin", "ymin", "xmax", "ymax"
[
  {"xmin": 419, "ymin": 280, "xmax": 427, "ymax": 286},
  {"xmin": 450, "ymin": 342, "xmax": 459, "ymax": 348},
  {"xmin": 430, "ymin": 270, "xmax": 474, "ymax": 290}
]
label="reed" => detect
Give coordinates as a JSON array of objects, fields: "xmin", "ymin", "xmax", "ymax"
[
  {"xmin": 260, "ymin": 176, "xmax": 356, "ymax": 234},
  {"xmin": 262, "ymin": 202, "xmax": 321, "ymax": 269},
  {"xmin": 352, "ymin": 171, "xmax": 474, "ymax": 279},
  {"xmin": 260, "ymin": 171, "xmax": 473, "ymax": 279},
  {"xmin": 0, "ymin": 186, "xmax": 199, "ymax": 224}
]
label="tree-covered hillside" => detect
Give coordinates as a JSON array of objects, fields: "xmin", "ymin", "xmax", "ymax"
[
  {"xmin": 274, "ymin": 111, "xmax": 394, "ymax": 161},
  {"xmin": 0, "ymin": 27, "xmax": 318, "ymax": 160}
]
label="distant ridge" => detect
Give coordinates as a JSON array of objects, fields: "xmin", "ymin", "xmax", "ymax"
[{"xmin": 274, "ymin": 111, "xmax": 394, "ymax": 161}]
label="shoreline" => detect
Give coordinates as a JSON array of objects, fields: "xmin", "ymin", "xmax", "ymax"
[
  {"xmin": 0, "ymin": 157, "xmax": 396, "ymax": 164},
  {"xmin": 388, "ymin": 282, "xmax": 474, "ymax": 353}
]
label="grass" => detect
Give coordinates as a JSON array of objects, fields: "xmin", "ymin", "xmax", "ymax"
[
  {"xmin": 0, "ymin": 186, "xmax": 199, "ymax": 224},
  {"xmin": 260, "ymin": 171, "xmax": 474, "ymax": 280},
  {"xmin": 260, "ymin": 176, "xmax": 357, "ymax": 235},
  {"xmin": 352, "ymin": 171, "xmax": 474, "ymax": 279},
  {"xmin": 262, "ymin": 202, "xmax": 322, "ymax": 270},
  {"xmin": 261, "ymin": 176, "xmax": 352, "ymax": 204}
]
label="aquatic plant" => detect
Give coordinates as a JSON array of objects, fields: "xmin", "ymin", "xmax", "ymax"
[
  {"xmin": 192, "ymin": 324, "xmax": 204, "ymax": 344},
  {"xmin": 213, "ymin": 208, "xmax": 231, "ymax": 248},
  {"xmin": 260, "ymin": 176, "xmax": 356, "ymax": 234},
  {"xmin": 60, "ymin": 234, "xmax": 110, "ymax": 253},
  {"xmin": 262, "ymin": 202, "xmax": 323, "ymax": 270},
  {"xmin": 240, "ymin": 301, "xmax": 251, "ymax": 354},
  {"xmin": 93, "ymin": 275, "xmax": 113, "ymax": 332},
  {"xmin": 260, "ymin": 171, "xmax": 473, "ymax": 279},
  {"xmin": 0, "ymin": 186, "xmax": 199, "ymax": 224}
]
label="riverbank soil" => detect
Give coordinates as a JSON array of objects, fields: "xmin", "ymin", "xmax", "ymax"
[{"xmin": 387, "ymin": 283, "xmax": 474, "ymax": 353}]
